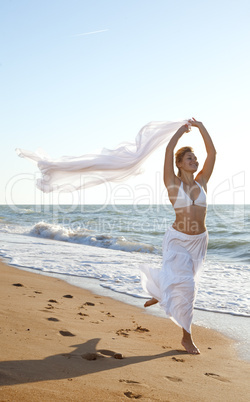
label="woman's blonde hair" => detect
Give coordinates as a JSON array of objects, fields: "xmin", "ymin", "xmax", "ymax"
[{"xmin": 175, "ymin": 146, "xmax": 194, "ymax": 177}]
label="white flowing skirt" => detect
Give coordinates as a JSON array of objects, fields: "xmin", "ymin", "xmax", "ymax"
[{"xmin": 140, "ymin": 226, "xmax": 208, "ymax": 333}]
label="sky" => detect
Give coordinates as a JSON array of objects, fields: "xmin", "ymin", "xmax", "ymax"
[{"xmin": 1, "ymin": 0, "xmax": 250, "ymax": 206}]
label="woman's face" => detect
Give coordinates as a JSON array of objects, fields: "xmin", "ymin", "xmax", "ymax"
[{"xmin": 178, "ymin": 152, "xmax": 199, "ymax": 173}]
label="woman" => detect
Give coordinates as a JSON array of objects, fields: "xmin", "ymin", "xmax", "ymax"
[{"xmin": 140, "ymin": 118, "xmax": 216, "ymax": 354}]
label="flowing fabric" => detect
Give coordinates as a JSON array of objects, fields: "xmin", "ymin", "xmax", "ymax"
[
  {"xmin": 16, "ymin": 120, "xmax": 190, "ymax": 193},
  {"xmin": 140, "ymin": 226, "xmax": 208, "ymax": 333}
]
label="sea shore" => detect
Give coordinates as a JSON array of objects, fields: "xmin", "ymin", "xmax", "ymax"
[{"xmin": 0, "ymin": 260, "xmax": 249, "ymax": 401}]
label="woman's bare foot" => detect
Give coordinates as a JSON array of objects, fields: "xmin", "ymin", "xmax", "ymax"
[
  {"xmin": 181, "ymin": 329, "xmax": 200, "ymax": 354},
  {"xmin": 181, "ymin": 338, "xmax": 200, "ymax": 354},
  {"xmin": 144, "ymin": 297, "xmax": 158, "ymax": 308}
]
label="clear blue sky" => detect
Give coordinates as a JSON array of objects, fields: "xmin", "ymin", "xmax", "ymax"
[{"xmin": 1, "ymin": 0, "xmax": 249, "ymax": 205}]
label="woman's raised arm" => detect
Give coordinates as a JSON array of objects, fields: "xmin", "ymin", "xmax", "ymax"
[
  {"xmin": 190, "ymin": 118, "xmax": 216, "ymax": 186},
  {"xmin": 163, "ymin": 124, "xmax": 190, "ymax": 188}
]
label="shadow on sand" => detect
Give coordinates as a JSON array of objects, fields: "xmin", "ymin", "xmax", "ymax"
[{"xmin": 0, "ymin": 338, "xmax": 187, "ymax": 386}]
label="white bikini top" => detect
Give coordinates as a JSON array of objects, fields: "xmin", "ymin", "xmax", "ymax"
[{"xmin": 173, "ymin": 181, "xmax": 207, "ymax": 209}]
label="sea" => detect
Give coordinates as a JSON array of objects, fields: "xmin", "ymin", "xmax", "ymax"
[{"xmin": 0, "ymin": 204, "xmax": 249, "ymax": 360}]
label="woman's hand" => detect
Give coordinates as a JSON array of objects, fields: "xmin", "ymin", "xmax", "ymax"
[
  {"xmin": 181, "ymin": 123, "xmax": 191, "ymax": 133},
  {"xmin": 187, "ymin": 117, "xmax": 216, "ymax": 185},
  {"xmin": 188, "ymin": 117, "xmax": 203, "ymax": 128}
]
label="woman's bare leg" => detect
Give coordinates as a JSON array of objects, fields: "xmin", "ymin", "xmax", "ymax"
[
  {"xmin": 144, "ymin": 297, "xmax": 158, "ymax": 308},
  {"xmin": 181, "ymin": 328, "xmax": 200, "ymax": 354}
]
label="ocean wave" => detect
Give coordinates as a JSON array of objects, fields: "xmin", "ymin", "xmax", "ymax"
[
  {"xmin": 208, "ymin": 238, "xmax": 250, "ymax": 250},
  {"xmin": 28, "ymin": 221, "xmax": 157, "ymax": 254}
]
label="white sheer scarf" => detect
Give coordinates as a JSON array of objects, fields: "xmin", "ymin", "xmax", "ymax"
[{"xmin": 16, "ymin": 120, "xmax": 190, "ymax": 193}]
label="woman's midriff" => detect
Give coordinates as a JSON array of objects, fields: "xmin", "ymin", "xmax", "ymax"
[{"xmin": 172, "ymin": 206, "xmax": 207, "ymax": 235}]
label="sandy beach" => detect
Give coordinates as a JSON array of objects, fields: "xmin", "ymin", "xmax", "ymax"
[{"xmin": 0, "ymin": 260, "xmax": 249, "ymax": 401}]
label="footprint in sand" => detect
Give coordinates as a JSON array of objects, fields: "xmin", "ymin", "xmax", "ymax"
[
  {"xmin": 59, "ymin": 330, "xmax": 75, "ymax": 337},
  {"xmin": 204, "ymin": 373, "xmax": 230, "ymax": 382},
  {"xmin": 124, "ymin": 391, "xmax": 142, "ymax": 399},
  {"xmin": 12, "ymin": 283, "xmax": 24, "ymax": 287},
  {"xmin": 78, "ymin": 312, "xmax": 89, "ymax": 317},
  {"xmin": 47, "ymin": 317, "xmax": 60, "ymax": 322},
  {"xmin": 172, "ymin": 357, "xmax": 185, "ymax": 363},
  {"xmin": 34, "ymin": 291, "xmax": 42, "ymax": 294},
  {"xmin": 48, "ymin": 299, "xmax": 58, "ymax": 303},
  {"xmin": 116, "ymin": 329, "xmax": 131, "ymax": 337},
  {"xmin": 98, "ymin": 349, "xmax": 123, "ymax": 359},
  {"xmin": 134, "ymin": 326, "xmax": 149, "ymax": 333},
  {"xmin": 119, "ymin": 379, "xmax": 140, "ymax": 384},
  {"xmin": 106, "ymin": 312, "xmax": 115, "ymax": 317},
  {"xmin": 84, "ymin": 301, "xmax": 95, "ymax": 306},
  {"xmin": 165, "ymin": 375, "xmax": 182, "ymax": 382},
  {"xmin": 45, "ymin": 305, "xmax": 54, "ymax": 310},
  {"xmin": 63, "ymin": 294, "xmax": 73, "ymax": 298}
]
